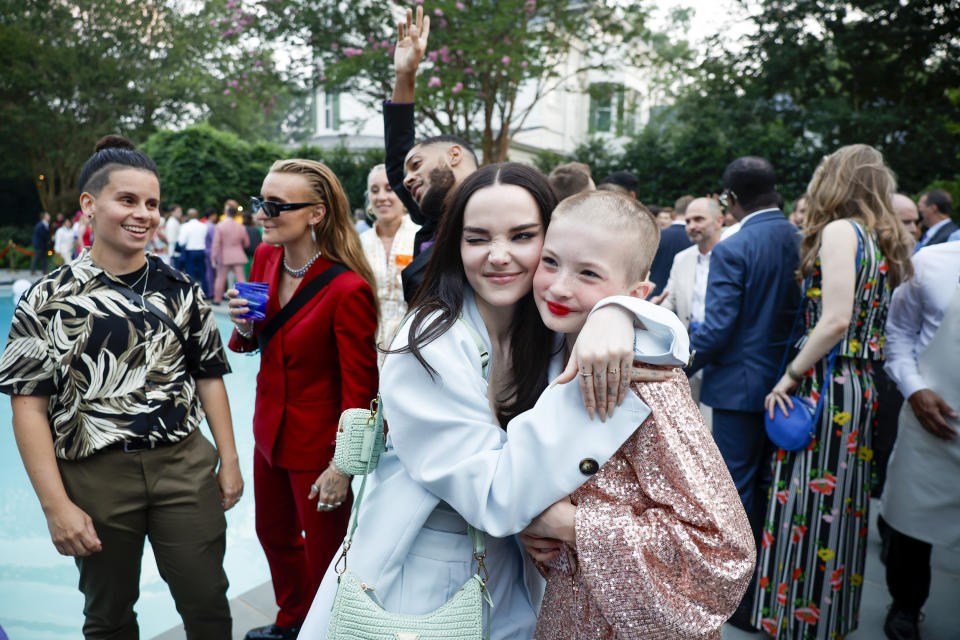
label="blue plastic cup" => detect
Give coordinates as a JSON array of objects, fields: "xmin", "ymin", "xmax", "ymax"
[{"xmin": 234, "ymin": 282, "xmax": 269, "ymax": 321}]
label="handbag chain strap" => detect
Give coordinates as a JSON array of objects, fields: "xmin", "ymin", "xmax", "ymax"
[{"xmin": 776, "ymin": 220, "xmax": 862, "ymax": 419}]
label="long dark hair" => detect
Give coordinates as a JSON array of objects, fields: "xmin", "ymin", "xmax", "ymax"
[{"xmin": 399, "ymin": 163, "xmax": 559, "ymax": 427}]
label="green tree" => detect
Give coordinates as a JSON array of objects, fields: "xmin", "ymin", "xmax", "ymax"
[
  {"xmin": 143, "ymin": 124, "xmax": 386, "ymax": 213},
  {"xmin": 670, "ymin": 0, "xmax": 960, "ymax": 196},
  {"xmin": 0, "ymin": 0, "xmax": 299, "ymax": 213},
  {"xmin": 260, "ymin": 0, "xmax": 653, "ymax": 164}
]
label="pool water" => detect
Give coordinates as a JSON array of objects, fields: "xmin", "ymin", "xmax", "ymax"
[{"xmin": 0, "ymin": 293, "xmax": 269, "ymax": 639}]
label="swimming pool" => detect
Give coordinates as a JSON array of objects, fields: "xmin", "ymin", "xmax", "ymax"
[{"xmin": 0, "ymin": 292, "xmax": 269, "ymax": 639}]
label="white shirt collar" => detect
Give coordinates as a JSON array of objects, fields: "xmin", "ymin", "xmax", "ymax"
[
  {"xmin": 737, "ymin": 207, "xmax": 779, "ymax": 226},
  {"xmin": 923, "ymin": 217, "xmax": 951, "ymax": 239}
]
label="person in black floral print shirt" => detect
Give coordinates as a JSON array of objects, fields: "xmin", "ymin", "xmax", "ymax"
[{"xmin": 0, "ymin": 135, "xmax": 242, "ymax": 639}]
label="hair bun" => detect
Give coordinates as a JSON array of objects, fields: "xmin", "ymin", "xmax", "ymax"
[{"xmin": 94, "ymin": 134, "xmax": 136, "ymax": 153}]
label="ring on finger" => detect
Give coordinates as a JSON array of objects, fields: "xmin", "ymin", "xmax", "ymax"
[
  {"xmin": 607, "ymin": 368, "xmax": 619, "ymax": 374},
  {"xmin": 579, "ymin": 372, "xmax": 591, "ymax": 378}
]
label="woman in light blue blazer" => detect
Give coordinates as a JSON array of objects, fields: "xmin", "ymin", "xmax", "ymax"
[{"xmin": 299, "ymin": 164, "xmax": 689, "ymax": 639}]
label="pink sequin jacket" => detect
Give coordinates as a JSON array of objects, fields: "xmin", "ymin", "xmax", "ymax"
[{"xmin": 534, "ymin": 375, "xmax": 755, "ymax": 639}]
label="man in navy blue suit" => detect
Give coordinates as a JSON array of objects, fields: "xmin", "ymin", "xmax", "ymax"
[
  {"xmin": 688, "ymin": 157, "xmax": 801, "ymax": 529},
  {"xmin": 686, "ymin": 157, "xmax": 800, "ymax": 629}
]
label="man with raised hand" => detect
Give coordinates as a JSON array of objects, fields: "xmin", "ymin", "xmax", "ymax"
[{"xmin": 384, "ymin": 5, "xmax": 478, "ymax": 303}]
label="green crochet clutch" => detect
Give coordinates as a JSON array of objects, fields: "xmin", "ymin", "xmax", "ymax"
[{"xmin": 333, "ymin": 395, "xmax": 386, "ymax": 476}]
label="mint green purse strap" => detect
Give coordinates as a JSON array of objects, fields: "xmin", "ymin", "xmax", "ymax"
[{"xmin": 457, "ymin": 315, "xmax": 490, "ymax": 381}]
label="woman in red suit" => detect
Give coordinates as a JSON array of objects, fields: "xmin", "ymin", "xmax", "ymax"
[{"xmin": 227, "ymin": 159, "xmax": 378, "ymax": 640}]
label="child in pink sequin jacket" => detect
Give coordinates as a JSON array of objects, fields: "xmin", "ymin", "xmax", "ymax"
[{"xmin": 523, "ymin": 192, "xmax": 755, "ymax": 639}]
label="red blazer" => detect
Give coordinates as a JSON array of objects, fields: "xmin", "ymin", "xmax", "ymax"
[{"xmin": 229, "ymin": 243, "xmax": 379, "ymax": 470}]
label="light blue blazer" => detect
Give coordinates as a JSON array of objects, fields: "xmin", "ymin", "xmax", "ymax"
[{"xmin": 299, "ymin": 291, "xmax": 689, "ymax": 639}]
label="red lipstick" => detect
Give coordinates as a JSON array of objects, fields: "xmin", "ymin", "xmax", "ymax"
[{"xmin": 546, "ymin": 301, "xmax": 571, "ymax": 316}]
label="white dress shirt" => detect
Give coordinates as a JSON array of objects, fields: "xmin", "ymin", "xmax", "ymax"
[
  {"xmin": 178, "ymin": 218, "xmax": 208, "ymax": 251},
  {"xmin": 165, "ymin": 217, "xmax": 181, "ymax": 250},
  {"xmin": 884, "ymin": 242, "xmax": 960, "ymax": 399},
  {"xmin": 690, "ymin": 249, "xmax": 711, "ymax": 324}
]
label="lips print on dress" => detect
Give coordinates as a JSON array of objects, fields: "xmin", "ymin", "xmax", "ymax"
[
  {"xmin": 776, "ymin": 583, "xmax": 789, "ymax": 605},
  {"xmin": 830, "ymin": 567, "xmax": 845, "ymax": 591},
  {"xmin": 807, "ymin": 472, "xmax": 837, "ymax": 495},
  {"xmin": 793, "ymin": 604, "xmax": 820, "ymax": 624}
]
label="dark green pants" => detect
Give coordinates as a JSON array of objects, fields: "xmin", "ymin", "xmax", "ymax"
[{"xmin": 58, "ymin": 430, "xmax": 231, "ymax": 639}]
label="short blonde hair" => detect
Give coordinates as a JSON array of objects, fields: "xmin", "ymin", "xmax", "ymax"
[{"xmin": 552, "ymin": 191, "xmax": 660, "ymax": 281}]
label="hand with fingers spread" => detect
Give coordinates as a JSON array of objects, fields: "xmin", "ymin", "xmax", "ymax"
[
  {"xmin": 908, "ymin": 389, "xmax": 958, "ymax": 440},
  {"xmin": 765, "ymin": 372, "xmax": 799, "ymax": 420},
  {"xmin": 394, "ymin": 5, "xmax": 431, "ymax": 78},
  {"xmin": 554, "ymin": 305, "xmax": 635, "ymax": 421},
  {"xmin": 309, "ymin": 461, "xmax": 351, "ymax": 511}
]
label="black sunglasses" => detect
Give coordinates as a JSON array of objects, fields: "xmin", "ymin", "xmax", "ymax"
[{"xmin": 250, "ymin": 196, "xmax": 320, "ymax": 218}]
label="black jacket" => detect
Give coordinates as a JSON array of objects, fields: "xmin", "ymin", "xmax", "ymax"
[{"xmin": 383, "ymin": 101, "xmax": 437, "ymax": 303}]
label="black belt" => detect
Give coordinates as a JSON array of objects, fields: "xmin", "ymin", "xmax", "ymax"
[{"xmin": 102, "ymin": 436, "xmax": 179, "ymax": 453}]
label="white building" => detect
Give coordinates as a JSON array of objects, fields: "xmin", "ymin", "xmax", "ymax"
[{"xmin": 310, "ymin": 46, "xmax": 661, "ymax": 164}]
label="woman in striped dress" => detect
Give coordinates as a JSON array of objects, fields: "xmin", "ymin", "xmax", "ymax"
[{"xmin": 755, "ymin": 144, "xmax": 913, "ymax": 639}]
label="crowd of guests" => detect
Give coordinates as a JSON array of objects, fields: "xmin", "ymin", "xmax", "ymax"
[
  {"xmin": 28, "ymin": 209, "xmax": 93, "ymax": 274},
  {"xmin": 2, "ymin": 5, "xmax": 957, "ymax": 640},
  {"xmin": 149, "ymin": 201, "xmax": 262, "ymax": 303}
]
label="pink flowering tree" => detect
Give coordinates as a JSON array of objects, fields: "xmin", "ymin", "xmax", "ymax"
[{"xmin": 258, "ymin": 0, "xmax": 652, "ymax": 163}]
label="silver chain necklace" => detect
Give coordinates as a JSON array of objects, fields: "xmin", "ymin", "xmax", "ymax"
[
  {"xmin": 282, "ymin": 250, "xmax": 322, "ymax": 278},
  {"xmin": 128, "ymin": 262, "xmax": 149, "ymax": 291}
]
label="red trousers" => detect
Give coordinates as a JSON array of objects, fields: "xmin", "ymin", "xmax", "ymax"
[{"xmin": 253, "ymin": 448, "xmax": 351, "ymax": 628}]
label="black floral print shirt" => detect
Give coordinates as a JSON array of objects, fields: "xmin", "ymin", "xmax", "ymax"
[{"xmin": 0, "ymin": 251, "xmax": 230, "ymax": 460}]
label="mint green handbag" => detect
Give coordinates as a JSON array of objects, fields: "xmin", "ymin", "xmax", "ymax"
[
  {"xmin": 327, "ymin": 317, "xmax": 493, "ymax": 640},
  {"xmin": 333, "ymin": 395, "xmax": 386, "ymax": 476}
]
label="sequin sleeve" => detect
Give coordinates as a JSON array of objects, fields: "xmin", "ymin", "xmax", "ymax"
[{"xmin": 572, "ymin": 376, "xmax": 755, "ymax": 638}]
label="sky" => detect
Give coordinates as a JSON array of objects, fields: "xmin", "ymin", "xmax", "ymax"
[{"xmin": 649, "ymin": 0, "xmax": 754, "ymax": 51}]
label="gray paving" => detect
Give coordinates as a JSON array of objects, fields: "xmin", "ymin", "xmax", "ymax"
[
  {"xmin": 0, "ymin": 269, "xmax": 39, "ymax": 286},
  {"xmin": 153, "ymin": 498, "xmax": 960, "ymax": 639}
]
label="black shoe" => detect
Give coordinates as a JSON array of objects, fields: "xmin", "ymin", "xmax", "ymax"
[
  {"xmin": 243, "ymin": 624, "xmax": 301, "ymax": 640},
  {"xmin": 727, "ymin": 608, "xmax": 759, "ymax": 633},
  {"xmin": 884, "ymin": 607, "xmax": 921, "ymax": 640}
]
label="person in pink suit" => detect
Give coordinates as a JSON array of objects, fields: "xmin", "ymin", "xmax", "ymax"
[{"xmin": 212, "ymin": 203, "xmax": 250, "ymax": 303}]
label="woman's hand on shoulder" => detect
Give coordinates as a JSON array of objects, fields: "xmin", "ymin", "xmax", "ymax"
[
  {"xmin": 554, "ymin": 305, "xmax": 634, "ymax": 421},
  {"xmin": 226, "ymin": 288, "xmax": 254, "ymax": 335}
]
